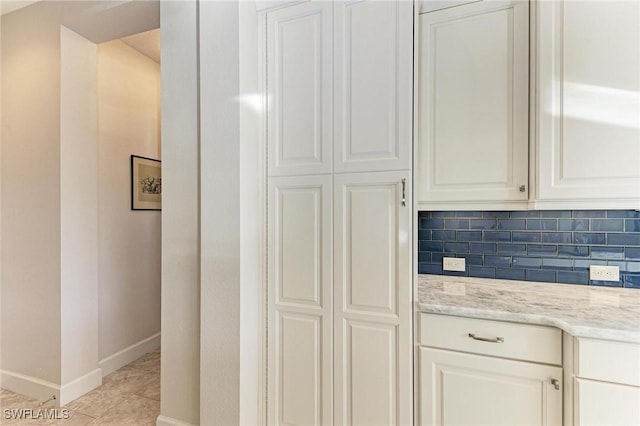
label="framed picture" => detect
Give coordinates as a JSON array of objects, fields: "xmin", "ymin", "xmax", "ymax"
[{"xmin": 131, "ymin": 155, "xmax": 161, "ymax": 211}]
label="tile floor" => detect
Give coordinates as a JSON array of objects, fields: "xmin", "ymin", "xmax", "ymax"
[{"xmin": 0, "ymin": 349, "xmax": 160, "ymax": 425}]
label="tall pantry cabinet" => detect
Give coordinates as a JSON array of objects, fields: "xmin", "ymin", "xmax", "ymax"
[{"xmin": 265, "ymin": 1, "xmax": 414, "ymax": 425}]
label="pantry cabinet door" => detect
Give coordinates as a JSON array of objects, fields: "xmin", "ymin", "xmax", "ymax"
[
  {"xmin": 417, "ymin": 0, "xmax": 529, "ymax": 206},
  {"xmin": 536, "ymin": 0, "xmax": 640, "ymax": 207},
  {"xmin": 333, "ymin": 171, "xmax": 412, "ymax": 426},
  {"xmin": 267, "ymin": 2, "xmax": 332, "ymax": 177},
  {"xmin": 420, "ymin": 347, "xmax": 563, "ymax": 425},
  {"xmin": 334, "ymin": 0, "xmax": 413, "ymax": 173},
  {"xmin": 267, "ymin": 175, "xmax": 333, "ymax": 425}
]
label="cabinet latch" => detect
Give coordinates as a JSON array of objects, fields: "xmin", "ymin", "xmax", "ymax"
[
  {"xmin": 519, "ymin": 185, "xmax": 526, "ymax": 192},
  {"xmin": 551, "ymin": 378, "xmax": 560, "ymax": 390}
]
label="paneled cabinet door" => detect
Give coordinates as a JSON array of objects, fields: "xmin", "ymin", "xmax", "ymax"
[
  {"xmin": 536, "ymin": 0, "xmax": 640, "ymax": 206},
  {"xmin": 267, "ymin": 2, "xmax": 332, "ymax": 177},
  {"xmin": 420, "ymin": 347, "xmax": 563, "ymax": 426},
  {"xmin": 333, "ymin": 0, "xmax": 413, "ymax": 173},
  {"xmin": 267, "ymin": 175, "xmax": 333, "ymax": 426},
  {"xmin": 417, "ymin": 0, "xmax": 529, "ymax": 205},
  {"xmin": 333, "ymin": 171, "xmax": 412, "ymax": 426},
  {"xmin": 574, "ymin": 379, "xmax": 640, "ymax": 426}
]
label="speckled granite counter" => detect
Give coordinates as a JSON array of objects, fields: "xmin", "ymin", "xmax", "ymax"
[{"xmin": 418, "ymin": 275, "xmax": 640, "ymax": 343}]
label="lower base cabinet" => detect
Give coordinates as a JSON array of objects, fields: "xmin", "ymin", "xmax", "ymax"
[
  {"xmin": 420, "ymin": 347, "xmax": 563, "ymax": 425},
  {"xmin": 575, "ymin": 379, "xmax": 640, "ymax": 426}
]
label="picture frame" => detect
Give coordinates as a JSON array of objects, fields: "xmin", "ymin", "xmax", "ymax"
[{"xmin": 131, "ymin": 155, "xmax": 162, "ymax": 211}]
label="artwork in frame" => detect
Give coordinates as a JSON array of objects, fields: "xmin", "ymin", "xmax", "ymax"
[{"xmin": 131, "ymin": 155, "xmax": 161, "ymax": 211}]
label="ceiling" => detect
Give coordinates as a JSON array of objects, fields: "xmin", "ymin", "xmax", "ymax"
[
  {"xmin": 121, "ymin": 28, "xmax": 160, "ymax": 63},
  {"xmin": 0, "ymin": 0, "xmax": 38, "ymax": 15}
]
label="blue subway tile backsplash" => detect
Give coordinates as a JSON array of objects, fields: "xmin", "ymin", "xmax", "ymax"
[{"xmin": 418, "ymin": 210, "xmax": 640, "ymax": 288}]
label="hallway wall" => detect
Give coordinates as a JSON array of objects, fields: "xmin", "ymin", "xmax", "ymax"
[{"xmin": 97, "ymin": 39, "xmax": 161, "ymax": 365}]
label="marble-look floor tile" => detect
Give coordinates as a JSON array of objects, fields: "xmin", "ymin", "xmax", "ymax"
[
  {"xmin": 63, "ymin": 387, "xmax": 130, "ymax": 420},
  {"xmin": 0, "ymin": 390, "xmax": 40, "ymax": 410},
  {"xmin": 134, "ymin": 373, "xmax": 160, "ymax": 401},
  {"xmin": 88, "ymin": 395, "xmax": 159, "ymax": 426},
  {"xmin": 127, "ymin": 350, "xmax": 160, "ymax": 374},
  {"xmin": 3, "ymin": 410, "xmax": 94, "ymax": 426}
]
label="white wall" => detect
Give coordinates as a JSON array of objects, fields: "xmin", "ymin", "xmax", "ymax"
[
  {"xmin": 1, "ymin": 2, "xmax": 63, "ymax": 387},
  {"xmin": 60, "ymin": 26, "xmax": 100, "ymax": 397},
  {"xmin": 159, "ymin": 1, "xmax": 201, "ymax": 425},
  {"xmin": 97, "ymin": 38, "xmax": 161, "ymax": 364}
]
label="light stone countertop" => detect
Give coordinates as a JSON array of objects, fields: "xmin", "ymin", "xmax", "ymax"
[{"xmin": 417, "ymin": 274, "xmax": 640, "ymax": 344}]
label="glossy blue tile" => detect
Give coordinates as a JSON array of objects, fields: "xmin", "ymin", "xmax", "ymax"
[
  {"xmin": 512, "ymin": 232, "xmax": 540, "ymax": 243},
  {"xmin": 591, "ymin": 246, "xmax": 625, "ymax": 259},
  {"xmin": 542, "ymin": 232, "xmax": 572, "ymax": 244},
  {"xmin": 470, "ymin": 219, "xmax": 497, "ymax": 230},
  {"xmin": 418, "ymin": 263, "xmax": 442, "ymax": 274},
  {"xmin": 420, "ymin": 241, "xmax": 443, "ymax": 252},
  {"xmin": 497, "ymin": 219, "xmax": 526, "ymax": 230},
  {"xmin": 607, "ymin": 261, "xmax": 626, "ymax": 270},
  {"xmin": 591, "ymin": 219, "xmax": 623, "ymax": 232},
  {"xmin": 457, "ymin": 231, "xmax": 482, "ymax": 242},
  {"xmin": 558, "ymin": 219, "xmax": 589, "ymax": 231},
  {"xmin": 432, "ymin": 253, "xmax": 445, "ymax": 264},
  {"xmin": 497, "ymin": 244, "xmax": 526, "ymax": 255},
  {"xmin": 432, "ymin": 230, "xmax": 456, "ymax": 241},
  {"xmin": 443, "ymin": 270, "xmax": 468, "ymax": 277},
  {"xmin": 573, "ymin": 210, "xmax": 606, "ymax": 218},
  {"xmin": 483, "ymin": 231, "xmax": 511, "ymax": 242},
  {"xmin": 512, "ymin": 257, "xmax": 542, "ymax": 268},
  {"xmin": 485, "ymin": 256, "xmax": 512, "ymax": 267},
  {"xmin": 608, "ymin": 233, "xmax": 640, "ymax": 246},
  {"xmin": 558, "ymin": 245, "xmax": 589, "ymax": 257},
  {"xmin": 526, "ymin": 219, "xmax": 558, "ymax": 231},
  {"xmin": 627, "ymin": 247, "xmax": 640, "ymax": 259},
  {"xmin": 625, "ymin": 219, "xmax": 640, "ymax": 232},
  {"xmin": 431, "ymin": 211, "xmax": 455, "ymax": 218},
  {"xmin": 444, "ymin": 242, "xmax": 469, "ymax": 253},
  {"xmin": 418, "ymin": 252, "xmax": 430, "ymax": 262},
  {"xmin": 624, "ymin": 274, "xmax": 640, "ymax": 288},
  {"xmin": 528, "ymin": 245, "xmax": 558, "ymax": 256},
  {"xmin": 558, "ymin": 270, "xmax": 589, "ymax": 284},
  {"xmin": 527, "ymin": 269, "xmax": 557, "ymax": 282},
  {"xmin": 542, "ymin": 258, "xmax": 573, "ymax": 270},
  {"xmin": 455, "ymin": 211, "xmax": 483, "ymax": 218},
  {"xmin": 573, "ymin": 233, "xmax": 605, "ymax": 245},
  {"xmin": 608, "ymin": 210, "xmax": 640, "ymax": 218},
  {"xmin": 496, "ymin": 268, "xmax": 525, "ymax": 280},
  {"xmin": 483, "ymin": 211, "xmax": 510, "ymax": 218},
  {"xmin": 445, "ymin": 219, "xmax": 469, "ymax": 229},
  {"xmin": 464, "ymin": 254, "xmax": 484, "ymax": 266},
  {"xmin": 541, "ymin": 210, "xmax": 572, "ymax": 218},
  {"xmin": 418, "ymin": 211, "xmax": 430, "ymax": 219},
  {"xmin": 626, "ymin": 262, "xmax": 640, "ymax": 272},
  {"xmin": 469, "ymin": 243, "xmax": 496, "ymax": 254},
  {"xmin": 418, "ymin": 230, "xmax": 432, "ymax": 241},
  {"xmin": 590, "ymin": 280, "xmax": 623, "ymax": 288},
  {"xmin": 574, "ymin": 259, "xmax": 606, "ymax": 270},
  {"xmin": 421, "ymin": 218, "xmax": 444, "ymax": 229},
  {"xmin": 510, "ymin": 211, "xmax": 540, "ymax": 218},
  {"xmin": 469, "ymin": 266, "xmax": 496, "ymax": 279}
]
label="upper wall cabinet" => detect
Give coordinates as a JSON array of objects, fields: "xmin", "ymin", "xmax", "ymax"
[
  {"xmin": 267, "ymin": 2, "xmax": 333, "ymax": 177},
  {"xmin": 333, "ymin": 1, "xmax": 413, "ymax": 173},
  {"xmin": 535, "ymin": 0, "xmax": 640, "ymax": 209},
  {"xmin": 416, "ymin": 0, "xmax": 530, "ymax": 209}
]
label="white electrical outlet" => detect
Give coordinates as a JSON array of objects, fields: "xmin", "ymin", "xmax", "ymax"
[
  {"xmin": 443, "ymin": 257, "xmax": 465, "ymax": 272},
  {"xmin": 589, "ymin": 265, "xmax": 620, "ymax": 282}
]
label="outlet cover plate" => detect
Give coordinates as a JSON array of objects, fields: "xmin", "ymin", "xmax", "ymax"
[
  {"xmin": 589, "ymin": 265, "xmax": 620, "ymax": 282},
  {"xmin": 443, "ymin": 257, "xmax": 465, "ymax": 272}
]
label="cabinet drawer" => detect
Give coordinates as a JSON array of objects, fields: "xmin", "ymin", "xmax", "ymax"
[
  {"xmin": 575, "ymin": 338, "xmax": 640, "ymax": 386},
  {"xmin": 419, "ymin": 313, "xmax": 562, "ymax": 365}
]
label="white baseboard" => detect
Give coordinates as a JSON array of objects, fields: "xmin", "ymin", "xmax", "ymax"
[
  {"xmin": 1, "ymin": 367, "xmax": 103, "ymax": 407},
  {"xmin": 59, "ymin": 368, "xmax": 102, "ymax": 406},
  {"xmin": 156, "ymin": 415, "xmax": 197, "ymax": 426},
  {"xmin": 99, "ymin": 332, "xmax": 161, "ymax": 377},
  {"xmin": 1, "ymin": 370, "xmax": 60, "ymax": 404}
]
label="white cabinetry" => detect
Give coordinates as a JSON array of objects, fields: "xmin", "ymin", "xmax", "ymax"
[
  {"xmin": 418, "ymin": 313, "xmax": 563, "ymax": 425},
  {"xmin": 535, "ymin": 0, "xmax": 640, "ymax": 209},
  {"xmin": 573, "ymin": 338, "xmax": 640, "ymax": 426},
  {"xmin": 265, "ymin": 1, "xmax": 413, "ymax": 424},
  {"xmin": 416, "ymin": 0, "xmax": 529, "ymax": 208}
]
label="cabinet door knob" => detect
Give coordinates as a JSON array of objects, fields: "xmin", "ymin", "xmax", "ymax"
[
  {"xmin": 551, "ymin": 378, "xmax": 560, "ymax": 390},
  {"xmin": 468, "ymin": 333, "xmax": 504, "ymax": 343},
  {"xmin": 519, "ymin": 185, "xmax": 526, "ymax": 192}
]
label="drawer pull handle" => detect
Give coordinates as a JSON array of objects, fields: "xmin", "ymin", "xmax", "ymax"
[{"xmin": 468, "ymin": 333, "xmax": 504, "ymax": 343}]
